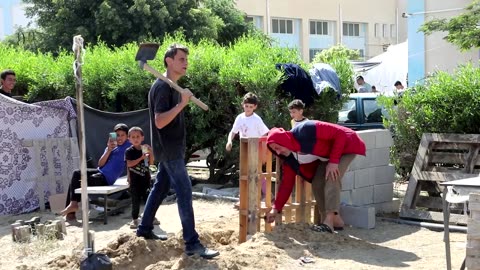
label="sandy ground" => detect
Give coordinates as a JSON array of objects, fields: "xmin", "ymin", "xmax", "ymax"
[{"xmin": 0, "ymin": 198, "xmax": 468, "ymax": 270}]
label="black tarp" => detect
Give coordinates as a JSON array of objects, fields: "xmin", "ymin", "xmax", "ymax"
[{"xmin": 69, "ymin": 98, "xmax": 160, "ymax": 168}]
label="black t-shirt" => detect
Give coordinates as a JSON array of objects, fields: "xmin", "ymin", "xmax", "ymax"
[
  {"xmin": 0, "ymin": 88, "xmax": 12, "ymax": 97},
  {"xmin": 148, "ymin": 79, "xmax": 186, "ymax": 161},
  {"xmin": 125, "ymin": 146, "xmax": 151, "ymax": 183}
]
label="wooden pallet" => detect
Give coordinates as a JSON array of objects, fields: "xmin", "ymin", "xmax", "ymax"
[
  {"xmin": 400, "ymin": 133, "xmax": 480, "ymax": 224},
  {"xmin": 238, "ymin": 137, "xmax": 318, "ymax": 243}
]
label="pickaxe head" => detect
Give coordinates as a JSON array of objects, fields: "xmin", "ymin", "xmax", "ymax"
[{"xmin": 135, "ymin": 43, "xmax": 160, "ymax": 69}]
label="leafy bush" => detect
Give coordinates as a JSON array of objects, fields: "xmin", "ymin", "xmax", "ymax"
[
  {"xmin": 379, "ymin": 64, "xmax": 480, "ymax": 176},
  {"xmin": 307, "ymin": 45, "xmax": 358, "ymax": 122},
  {"xmin": 1, "ymin": 34, "xmax": 356, "ymax": 182}
]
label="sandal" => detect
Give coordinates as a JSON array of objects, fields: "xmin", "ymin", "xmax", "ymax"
[
  {"xmin": 311, "ymin": 223, "xmax": 333, "ymax": 233},
  {"xmin": 334, "ymin": 226, "xmax": 344, "ymax": 231}
]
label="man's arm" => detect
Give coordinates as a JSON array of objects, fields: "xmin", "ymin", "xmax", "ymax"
[
  {"xmin": 98, "ymin": 139, "xmax": 116, "ymax": 167},
  {"xmin": 154, "ymin": 89, "xmax": 192, "ymax": 129}
]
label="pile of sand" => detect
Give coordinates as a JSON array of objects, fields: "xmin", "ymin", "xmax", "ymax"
[{"xmin": 45, "ymin": 219, "xmax": 365, "ymax": 270}]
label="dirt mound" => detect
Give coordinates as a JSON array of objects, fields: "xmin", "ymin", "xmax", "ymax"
[{"xmin": 44, "ymin": 221, "xmax": 380, "ymax": 270}]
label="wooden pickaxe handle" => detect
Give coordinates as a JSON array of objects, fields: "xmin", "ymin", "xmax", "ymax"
[{"xmin": 142, "ymin": 63, "xmax": 209, "ymax": 111}]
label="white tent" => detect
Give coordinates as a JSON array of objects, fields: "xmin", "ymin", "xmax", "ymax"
[{"xmin": 361, "ymin": 41, "xmax": 408, "ymax": 95}]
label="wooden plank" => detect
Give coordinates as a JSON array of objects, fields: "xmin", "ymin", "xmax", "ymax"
[
  {"xmin": 414, "ymin": 171, "xmax": 478, "ymax": 182},
  {"xmin": 465, "ymin": 146, "xmax": 480, "ymax": 173},
  {"xmin": 305, "ymin": 182, "xmax": 312, "ymax": 223},
  {"xmin": 431, "ymin": 142, "xmax": 476, "ymax": 150},
  {"xmin": 427, "ymin": 152, "xmax": 465, "ymax": 164},
  {"xmin": 247, "ymin": 138, "xmax": 259, "ymax": 236},
  {"xmin": 264, "ymin": 146, "xmax": 273, "ymax": 232},
  {"xmin": 238, "ymin": 139, "xmax": 248, "ymax": 243},
  {"xmin": 425, "ymin": 133, "xmax": 480, "ymax": 144}
]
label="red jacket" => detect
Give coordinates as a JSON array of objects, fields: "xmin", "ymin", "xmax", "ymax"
[{"xmin": 267, "ymin": 120, "xmax": 366, "ymax": 211}]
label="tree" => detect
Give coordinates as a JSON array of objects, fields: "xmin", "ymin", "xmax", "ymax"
[
  {"xmin": 420, "ymin": 0, "xmax": 480, "ymax": 50},
  {"xmin": 15, "ymin": 0, "xmax": 251, "ymax": 53},
  {"xmin": 202, "ymin": 0, "xmax": 255, "ymax": 45}
]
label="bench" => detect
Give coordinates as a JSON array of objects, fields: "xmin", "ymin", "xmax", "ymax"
[{"xmin": 75, "ymin": 176, "xmax": 129, "ymax": 224}]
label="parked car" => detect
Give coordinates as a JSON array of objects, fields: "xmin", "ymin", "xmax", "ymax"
[{"xmin": 337, "ymin": 93, "xmax": 386, "ymax": 130}]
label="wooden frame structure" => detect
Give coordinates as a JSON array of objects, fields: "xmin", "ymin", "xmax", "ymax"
[
  {"xmin": 400, "ymin": 133, "xmax": 480, "ymax": 224},
  {"xmin": 238, "ymin": 137, "xmax": 318, "ymax": 243}
]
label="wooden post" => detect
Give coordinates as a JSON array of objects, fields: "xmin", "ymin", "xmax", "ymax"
[
  {"xmin": 295, "ymin": 176, "xmax": 306, "ymax": 223},
  {"xmin": 239, "ymin": 138, "xmax": 249, "ymax": 243},
  {"xmin": 264, "ymin": 139, "xmax": 273, "ymax": 232},
  {"xmin": 247, "ymin": 138, "xmax": 259, "ymax": 236}
]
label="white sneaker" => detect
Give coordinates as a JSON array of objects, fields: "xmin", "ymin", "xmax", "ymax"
[{"xmin": 129, "ymin": 219, "xmax": 139, "ymax": 229}]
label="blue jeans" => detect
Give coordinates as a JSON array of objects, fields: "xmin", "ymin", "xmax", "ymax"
[{"xmin": 137, "ymin": 159, "xmax": 200, "ymax": 249}]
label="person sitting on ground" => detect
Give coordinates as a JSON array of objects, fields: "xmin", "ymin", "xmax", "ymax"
[
  {"xmin": 61, "ymin": 123, "xmax": 132, "ymax": 221},
  {"xmin": 0, "ymin": 69, "xmax": 16, "ymax": 97},
  {"xmin": 125, "ymin": 126, "xmax": 160, "ymax": 229},
  {"xmin": 288, "ymin": 99, "xmax": 308, "ymax": 128},
  {"xmin": 371, "ymin": 85, "xmax": 377, "ymax": 93},
  {"xmin": 394, "ymin": 81, "xmax": 404, "ymax": 91},
  {"xmin": 265, "ymin": 120, "xmax": 366, "ymax": 233},
  {"xmin": 356, "ymin": 75, "xmax": 372, "ymax": 93}
]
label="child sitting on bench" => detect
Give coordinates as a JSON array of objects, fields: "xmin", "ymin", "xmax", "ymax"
[{"xmin": 61, "ymin": 123, "xmax": 131, "ymax": 221}]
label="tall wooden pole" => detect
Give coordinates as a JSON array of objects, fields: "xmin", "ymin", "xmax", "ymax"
[{"xmin": 73, "ymin": 35, "xmax": 91, "ymax": 256}]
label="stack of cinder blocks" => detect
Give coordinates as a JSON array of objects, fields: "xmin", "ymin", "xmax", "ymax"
[
  {"xmin": 11, "ymin": 217, "xmax": 66, "ymax": 242},
  {"xmin": 467, "ymin": 193, "xmax": 480, "ymax": 270},
  {"xmin": 339, "ymin": 129, "xmax": 399, "ymax": 229}
]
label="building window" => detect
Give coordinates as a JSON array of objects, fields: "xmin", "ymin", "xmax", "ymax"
[
  {"xmin": 382, "ymin": 24, "xmax": 388, "ymax": 38},
  {"xmin": 309, "ymin": 49, "xmax": 323, "ymax": 61},
  {"xmin": 310, "ymin": 21, "xmax": 328, "ymax": 35},
  {"xmin": 272, "ymin": 19, "xmax": 293, "ymax": 34},
  {"xmin": 390, "ymin": 24, "xmax": 396, "ymax": 38},
  {"xmin": 374, "ymin": 23, "xmax": 380, "ymax": 37},
  {"xmin": 343, "ymin": 23, "xmax": 360, "ymax": 37}
]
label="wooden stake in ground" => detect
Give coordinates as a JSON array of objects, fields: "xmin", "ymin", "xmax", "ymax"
[{"xmin": 73, "ymin": 35, "xmax": 92, "ymax": 256}]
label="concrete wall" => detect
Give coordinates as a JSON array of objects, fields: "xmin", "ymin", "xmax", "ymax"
[{"xmin": 339, "ymin": 129, "xmax": 399, "ymax": 229}]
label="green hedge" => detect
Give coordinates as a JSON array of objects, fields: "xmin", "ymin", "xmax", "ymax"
[{"xmin": 1, "ymin": 34, "xmax": 353, "ymax": 182}]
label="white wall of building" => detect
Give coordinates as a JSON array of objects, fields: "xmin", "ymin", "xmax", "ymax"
[
  {"xmin": 236, "ymin": 0, "xmax": 406, "ymax": 62},
  {"xmin": 424, "ymin": 0, "xmax": 479, "ymax": 75}
]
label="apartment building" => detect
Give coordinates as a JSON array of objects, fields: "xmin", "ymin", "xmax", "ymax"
[
  {"xmin": 0, "ymin": 0, "xmax": 29, "ymax": 40},
  {"xmin": 236, "ymin": 0, "xmax": 407, "ymax": 62}
]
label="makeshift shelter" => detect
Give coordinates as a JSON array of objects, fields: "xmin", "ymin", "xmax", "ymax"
[
  {"xmin": 360, "ymin": 41, "xmax": 408, "ymax": 94},
  {"xmin": 0, "ymin": 95, "xmax": 157, "ymax": 215},
  {"xmin": 0, "ymin": 95, "xmax": 78, "ymax": 215}
]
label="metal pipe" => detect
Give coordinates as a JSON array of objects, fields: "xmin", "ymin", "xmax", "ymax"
[
  {"xmin": 192, "ymin": 192, "xmax": 239, "ymax": 202},
  {"xmin": 381, "ymin": 217, "xmax": 467, "ymax": 233}
]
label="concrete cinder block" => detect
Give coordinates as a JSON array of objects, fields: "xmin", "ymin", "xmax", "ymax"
[
  {"xmin": 369, "ymin": 148, "xmax": 390, "ymax": 167},
  {"xmin": 340, "ymin": 204, "xmax": 376, "ymax": 229},
  {"xmin": 365, "ymin": 198, "xmax": 401, "ymax": 214},
  {"xmin": 340, "ymin": 190, "xmax": 352, "ymax": 205},
  {"xmin": 375, "ymin": 130, "xmax": 394, "ymax": 148},
  {"xmin": 348, "ymin": 154, "xmax": 370, "ymax": 171},
  {"xmin": 374, "ymin": 183, "xmax": 394, "ymax": 203},
  {"xmin": 342, "ymin": 171, "xmax": 354, "ymax": 191},
  {"xmin": 374, "ymin": 165, "xmax": 395, "ymax": 185},
  {"xmin": 357, "ymin": 130, "xmax": 377, "ymax": 150},
  {"xmin": 351, "ymin": 186, "xmax": 374, "ymax": 206},
  {"xmin": 354, "ymin": 168, "xmax": 374, "ymax": 188}
]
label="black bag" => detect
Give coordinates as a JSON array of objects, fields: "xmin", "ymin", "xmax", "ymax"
[{"xmin": 80, "ymin": 253, "xmax": 112, "ymax": 270}]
